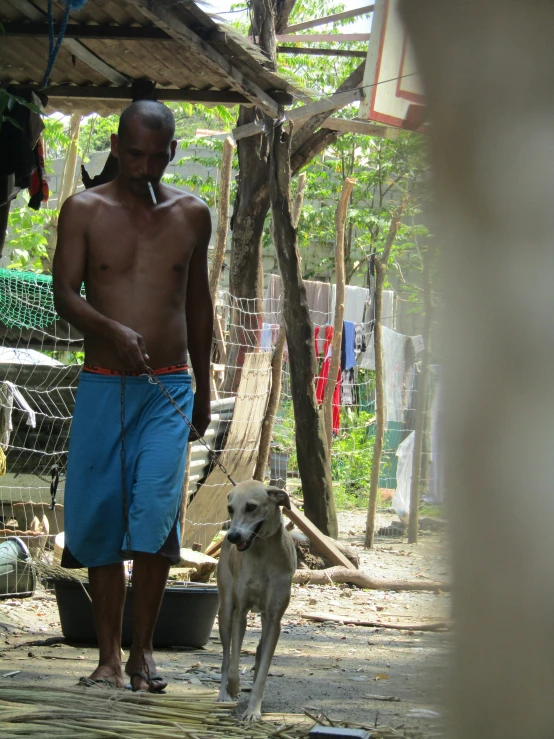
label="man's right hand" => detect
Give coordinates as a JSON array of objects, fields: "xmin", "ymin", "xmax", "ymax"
[{"xmin": 109, "ymin": 323, "xmax": 150, "ymax": 373}]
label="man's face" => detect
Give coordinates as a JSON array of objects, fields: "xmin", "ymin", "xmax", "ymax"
[{"xmin": 111, "ymin": 120, "xmax": 176, "ymax": 197}]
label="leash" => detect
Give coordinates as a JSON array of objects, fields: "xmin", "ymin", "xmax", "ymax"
[{"xmin": 144, "ymin": 367, "xmax": 237, "ymax": 487}]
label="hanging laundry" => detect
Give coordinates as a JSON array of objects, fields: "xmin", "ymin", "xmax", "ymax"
[
  {"xmin": 331, "ymin": 285, "xmax": 371, "ymax": 324},
  {"xmin": 264, "ymin": 274, "xmax": 333, "ymax": 328},
  {"xmin": 263, "ymin": 274, "xmax": 282, "ymax": 326},
  {"xmin": 382, "ymin": 290, "xmax": 395, "ymax": 329},
  {"xmin": 341, "ymin": 367, "xmax": 356, "ymax": 406},
  {"xmin": 354, "ymin": 323, "xmax": 367, "ymax": 355},
  {"xmin": 314, "ymin": 325, "xmax": 321, "ymax": 358},
  {"xmin": 28, "ymin": 137, "xmax": 49, "ymax": 210},
  {"xmin": 304, "ymin": 280, "xmax": 332, "ymax": 326},
  {"xmin": 341, "ymin": 320, "xmax": 356, "ymax": 371},
  {"xmin": 0, "ymin": 89, "xmax": 45, "ymax": 199},
  {"xmin": 315, "ymin": 326, "xmax": 341, "ymax": 434},
  {"xmin": 0, "ymin": 381, "xmax": 37, "ymax": 452}
]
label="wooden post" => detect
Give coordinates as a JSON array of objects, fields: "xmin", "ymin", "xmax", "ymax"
[
  {"xmin": 364, "ymin": 256, "xmax": 385, "ymax": 549},
  {"xmin": 364, "ymin": 204, "xmax": 406, "ymax": 549},
  {"xmin": 58, "ymin": 112, "xmax": 82, "ymax": 210},
  {"xmin": 179, "ymin": 442, "xmax": 192, "ymax": 545},
  {"xmin": 407, "ymin": 244, "xmax": 433, "ymax": 544},
  {"xmin": 209, "ymin": 136, "xmax": 235, "ymax": 301},
  {"xmin": 323, "ymin": 178, "xmax": 355, "ymax": 449},
  {"xmin": 43, "ymin": 112, "xmax": 82, "ymax": 273},
  {"xmin": 269, "ymin": 123, "xmax": 338, "ymax": 538},
  {"xmin": 254, "ymin": 172, "xmax": 307, "ymax": 483}
]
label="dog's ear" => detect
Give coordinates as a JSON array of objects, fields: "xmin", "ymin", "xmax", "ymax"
[{"xmin": 266, "ymin": 486, "xmax": 291, "ymax": 510}]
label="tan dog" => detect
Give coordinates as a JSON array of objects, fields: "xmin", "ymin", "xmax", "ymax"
[{"xmin": 217, "ymin": 480, "xmax": 296, "ymax": 721}]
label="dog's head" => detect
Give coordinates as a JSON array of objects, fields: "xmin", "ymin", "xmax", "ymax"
[{"xmin": 226, "ymin": 480, "xmax": 291, "ymax": 552}]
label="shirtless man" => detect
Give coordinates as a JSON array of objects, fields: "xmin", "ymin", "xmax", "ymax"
[{"xmin": 53, "ymin": 101, "xmax": 213, "ymax": 692}]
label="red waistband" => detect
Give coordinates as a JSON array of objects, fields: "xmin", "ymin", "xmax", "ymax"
[{"xmin": 83, "ymin": 363, "xmax": 189, "ymax": 376}]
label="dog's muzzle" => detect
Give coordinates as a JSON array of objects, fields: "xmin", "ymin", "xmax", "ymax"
[{"xmin": 227, "ymin": 521, "xmax": 264, "ymax": 552}]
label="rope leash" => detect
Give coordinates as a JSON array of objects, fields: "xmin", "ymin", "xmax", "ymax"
[{"xmin": 145, "ymin": 368, "xmax": 237, "ymax": 487}]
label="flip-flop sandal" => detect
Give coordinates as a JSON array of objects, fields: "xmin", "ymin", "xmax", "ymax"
[
  {"xmin": 78, "ymin": 676, "xmax": 119, "ymax": 689},
  {"xmin": 127, "ymin": 671, "xmax": 167, "ymax": 693}
]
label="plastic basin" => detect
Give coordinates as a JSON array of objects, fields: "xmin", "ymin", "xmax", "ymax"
[{"xmin": 52, "ymin": 580, "xmax": 219, "ymax": 648}]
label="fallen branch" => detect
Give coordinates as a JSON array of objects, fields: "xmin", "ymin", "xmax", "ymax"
[
  {"xmin": 292, "ymin": 566, "xmax": 450, "ymax": 591},
  {"xmin": 301, "ymin": 611, "xmax": 449, "ymax": 632}
]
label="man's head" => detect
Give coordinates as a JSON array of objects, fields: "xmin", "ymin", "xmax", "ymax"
[{"xmin": 111, "ymin": 100, "xmax": 177, "ymax": 197}]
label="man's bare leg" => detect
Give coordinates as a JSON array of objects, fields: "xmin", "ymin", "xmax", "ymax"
[
  {"xmin": 88, "ymin": 562, "xmax": 126, "ymax": 687},
  {"xmin": 125, "ymin": 552, "xmax": 170, "ymax": 692}
]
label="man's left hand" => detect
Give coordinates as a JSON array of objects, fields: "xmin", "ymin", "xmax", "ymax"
[{"xmin": 189, "ymin": 392, "xmax": 211, "ymax": 441}]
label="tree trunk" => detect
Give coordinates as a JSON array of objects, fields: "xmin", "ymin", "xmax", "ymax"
[
  {"xmin": 269, "ymin": 122, "xmax": 338, "ymax": 538},
  {"xmin": 364, "ymin": 256, "xmax": 386, "ymax": 549},
  {"xmin": 225, "ymin": 60, "xmax": 366, "ymax": 395},
  {"xmin": 254, "ymin": 172, "xmax": 306, "ymax": 482},
  {"xmin": 224, "ymin": 0, "xmax": 282, "ymax": 394},
  {"xmin": 323, "ymin": 178, "xmax": 355, "ymax": 449},
  {"xmin": 209, "ymin": 136, "xmax": 235, "ymax": 301},
  {"xmin": 223, "ymin": 105, "xmax": 270, "ymax": 394},
  {"xmin": 407, "ymin": 243, "xmax": 434, "ymax": 543},
  {"xmin": 365, "ymin": 205, "xmax": 406, "ymax": 548}
]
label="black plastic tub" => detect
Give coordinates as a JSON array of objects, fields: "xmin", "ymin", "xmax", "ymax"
[{"xmin": 52, "ymin": 580, "xmax": 219, "ymax": 648}]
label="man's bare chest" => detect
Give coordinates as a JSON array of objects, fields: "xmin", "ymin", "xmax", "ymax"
[{"xmin": 85, "ymin": 206, "xmax": 195, "ymax": 278}]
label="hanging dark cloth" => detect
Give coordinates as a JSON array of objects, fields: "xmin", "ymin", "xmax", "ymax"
[
  {"xmin": 0, "ymin": 88, "xmax": 46, "ymax": 194},
  {"xmin": 28, "ymin": 138, "xmax": 49, "ymax": 210}
]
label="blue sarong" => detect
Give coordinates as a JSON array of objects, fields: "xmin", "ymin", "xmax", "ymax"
[{"xmin": 62, "ymin": 371, "xmax": 194, "ymax": 568}]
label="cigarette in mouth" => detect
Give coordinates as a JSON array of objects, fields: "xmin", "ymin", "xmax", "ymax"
[{"xmin": 147, "ymin": 181, "xmax": 157, "ymax": 205}]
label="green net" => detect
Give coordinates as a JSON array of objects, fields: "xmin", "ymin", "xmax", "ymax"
[
  {"xmin": 0, "ymin": 268, "xmax": 58, "ymax": 330},
  {"xmin": 0, "ymin": 268, "xmax": 85, "ymax": 331}
]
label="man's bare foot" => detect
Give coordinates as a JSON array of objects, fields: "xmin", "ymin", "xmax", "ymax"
[
  {"xmin": 125, "ymin": 647, "xmax": 167, "ymax": 692},
  {"xmin": 82, "ymin": 662, "xmax": 126, "ymax": 689}
]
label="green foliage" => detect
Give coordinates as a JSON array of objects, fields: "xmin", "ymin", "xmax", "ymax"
[
  {"xmin": 295, "ymin": 130, "xmax": 430, "ymax": 299},
  {"xmin": 332, "ymin": 410, "xmax": 375, "ymax": 508},
  {"xmin": 0, "ymin": 89, "xmax": 41, "ymax": 134},
  {"xmin": 272, "ymin": 400, "xmax": 378, "ymax": 511},
  {"xmin": 42, "ymin": 117, "xmax": 71, "ymax": 161},
  {"xmin": 7, "ymin": 206, "xmax": 54, "ymax": 272},
  {"xmin": 5, "ymin": 115, "xmax": 64, "ymax": 272}
]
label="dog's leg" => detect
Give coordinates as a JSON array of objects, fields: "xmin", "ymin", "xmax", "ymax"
[
  {"xmin": 243, "ymin": 615, "xmax": 281, "ymax": 722},
  {"xmin": 227, "ymin": 607, "xmax": 248, "ymax": 700},
  {"xmin": 253, "ymin": 624, "xmax": 264, "ymax": 683},
  {"xmin": 217, "ymin": 598, "xmax": 234, "ymax": 702}
]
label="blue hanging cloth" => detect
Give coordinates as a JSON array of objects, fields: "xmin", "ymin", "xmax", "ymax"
[{"xmin": 40, "ymin": 0, "xmax": 89, "ymax": 89}]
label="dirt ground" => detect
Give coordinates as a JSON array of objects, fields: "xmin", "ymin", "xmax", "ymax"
[{"xmin": 0, "ymin": 509, "xmax": 451, "ymax": 737}]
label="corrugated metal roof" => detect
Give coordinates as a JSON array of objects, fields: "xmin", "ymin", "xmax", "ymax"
[{"xmin": 1, "ymin": 0, "xmax": 297, "ymax": 116}]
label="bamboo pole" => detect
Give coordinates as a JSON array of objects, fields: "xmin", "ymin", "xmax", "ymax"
[
  {"xmin": 43, "ymin": 112, "xmax": 82, "ymax": 273},
  {"xmin": 323, "ymin": 177, "xmax": 355, "ymax": 449},
  {"xmin": 58, "ymin": 112, "xmax": 82, "ymax": 210},
  {"xmin": 408, "ymin": 244, "xmax": 434, "ymax": 543},
  {"xmin": 365, "ymin": 203, "xmax": 406, "ymax": 548},
  {"xmin": 209, "ymin": 136, "xmax": 235, "ymax": 301},
  {"xmin": 254, "ymin": 172, "xmax": 307, "ymax": 482}
]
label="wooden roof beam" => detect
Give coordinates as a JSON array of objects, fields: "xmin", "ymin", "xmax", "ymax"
[
  {"xmin": 2, "ymin": 21, "xmax": 171, "ymax": 41},
  {"xmin": 125, "ymin": 0, "xmax": 283, "ymax": 118},
  {"xmin": 7, "ymin": 0, "xmax": 129, "ymax": 87},
  {"xmin": 277, "ymin": 46, "xmax": 367, "ymax": 58},
  {"xmin": 284, "ymin": 5, "xmax": 374, "ymax": 33},
  {"xmin": 33, "ymin": 85, "xmax": 292, "ymax": 105},
  {"xmin": 276, "ymin": 33, "xmax": 370, "ymax": 43}
]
